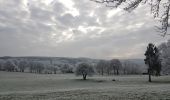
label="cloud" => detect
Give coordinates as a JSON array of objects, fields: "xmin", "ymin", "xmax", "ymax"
[{"xmin": 0, "ymin": 0, "xmax": 169, "ymax": 59}]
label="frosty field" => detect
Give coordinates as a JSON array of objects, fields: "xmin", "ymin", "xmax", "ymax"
[{"xmin": 0, "ymin": 71, "xmax": 170, "ymax": 100}]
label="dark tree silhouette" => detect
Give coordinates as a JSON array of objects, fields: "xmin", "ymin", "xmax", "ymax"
[
  {"xmin": 144, "ymin": 43, "xmax": 162, "ymax": 82},
  {"xmin": 91, "ymin": 0, "xmax": 170, "ymax": 36},
  {"xmin": 154, "ymin": 47, "xmax": 162, "ymax": 76},
  {"xmin": 75, "ymin": 63, "xmax": 94, "ymax": 80}
]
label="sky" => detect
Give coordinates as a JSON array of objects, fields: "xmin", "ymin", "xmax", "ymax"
[{"xmin": 0, "ymin": 0, "xmax": 169, "ymax": 59}]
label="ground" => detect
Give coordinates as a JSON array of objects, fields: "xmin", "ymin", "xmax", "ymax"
[{"xmin": 0, "ymin": 71, "xmax": 170, "ymax": 100}]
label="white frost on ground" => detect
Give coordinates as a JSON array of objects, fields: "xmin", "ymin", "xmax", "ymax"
[{"xmin": 0, "ymin": 71, "xmax": 170, "ymax": 100}]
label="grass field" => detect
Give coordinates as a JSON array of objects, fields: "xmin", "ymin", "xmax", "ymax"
[{"xmin": 0, "ymin": 71, "xmax": 170, "ymax": 100}]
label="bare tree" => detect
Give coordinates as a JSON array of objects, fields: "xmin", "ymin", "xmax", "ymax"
[
  {"xmin": 28, "ymin": 61, "xmax": 35, "ymax": 73},
  {"xmin": 53, "ymin": 66, "xmax": 58, "ymax": 74},
  {"xmin": 75, "ymin": 63, "xmax": 95, "ymax": 80},
  {"xmin": 4, "ymin": 60, "xmax": 15, "ymax": 72},
  {"xmin": 27, "ymin": 61, "xmax": 44, "ymax": 74},
  {"xmin": 60, "ymin": 64, "xmax": 73, "ymax": 73},
  {"xmin": 91, "ymin": 0, "xmax": 170, "ymax": 36},
  {"xmin": 122, "ymin": 61, "xmax": 142, "ymax": 75},
  {"xmin": 36, "ymin": 62, "xmax": 44, "ymax": 74},
  {"xmin": 12, "ymin": 59, "xmax": 19, "ymax": 72},
  {"xmin": 110, "ymin": 59, "xmax": 122, "ymax": 75},
  {"xmin": 18, "ymin": 60, "xmax": 28, "ymax": 72},
  {"xmin": 96, "ymin": 60, "xmax": 107, "ymax": 75}
]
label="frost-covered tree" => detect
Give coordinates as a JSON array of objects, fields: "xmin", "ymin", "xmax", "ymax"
[
  {"xmin": 4, "ymin": 60, "xmax": 15, "ymax": 72},
  {"xmin": 28, "ymin": 61, "xmax": 35, "ymax": 73},
  {"xmin": 27, "ymin": 61, "xmax": 44, "ymax": 74},
  {"xmin": 144, "ymin": 43, "xmax": 162, "ymax": 82},
  {"xmin": 122, "ymin": 61, "xmax": 143, "ymax": 74},
  {"xmin": 110, "ymin": 59, "xmax": 122, "ymax": 75},
  {"xmin": 53, "ymin": 66, "xmax": 58, "ymax": 74},
  {"xmin": 60, "ymin": 64, "xmax": 73, "ymax": 73},
  {"xmin": 11, "ymin": 59, "xmax": 19, "ymax": 72},
  {"xmin": 96, "ymin": 60, "xmax": 108, "ymax": 75},
  {"xmin": 18, "ymin": 60, "xmax": 28, "ymax": 72},
  {"xmin": 75, "ymin": 63, "xmax": 95, "ymax": 80},
  {"xmin": 35, "ymin": 62, "xmax": 44, "ymax": 74},
  {"xmin": 158, "ymin": 40, "xmax": 170, "ymax": 74},
  {"xmin": 91, "ymin": 0, "xmax": 170, "ymax": 36}
]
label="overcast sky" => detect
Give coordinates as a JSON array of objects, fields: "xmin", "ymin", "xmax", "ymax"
[{"xmin": 0, "ymin": 0, "xmax": 169, "ymax": 59}]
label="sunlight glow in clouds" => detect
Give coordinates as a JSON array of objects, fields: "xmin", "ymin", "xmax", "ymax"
[
  {"xmin": 58, "ymin": 0, "xmax": 79, "ymax": 17},
  {"xmin": 0, "ymin": 0, "xmax": 168, "ymax": 59},
  {"xmin": 42, "ymin": 0, "xmax": 54, "ymax": 5},
  {"xmin": 107, "ymin": 8, "xmax": 122, "ymax": 18}
]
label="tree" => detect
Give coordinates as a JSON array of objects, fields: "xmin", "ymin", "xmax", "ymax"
[
  {"xmin": 154, "ymin": 47, "xmax": 162, "ymax": 76},
  {"xmin": 75, "ymin": 63, "xmax": 95, "ymax": 80},
  {"xmin": 110, "ymin": 59, "xmax": 122, "ymax": 75},
  {"xmin": 12, "ymin": 59, "xmax": 19, "ymax": 72},
  {"xmin": 0, "ymin": 63, "xmax": 2, "ymax": 71},
  {"xmin": 0, "ymin": 60, "xmax": 5, "ymax": 71},
  {"xmin": 53, "ymin": 66, "xmax": 58, "ymax": 74},
  {"xmin": 158, "ymin": 40, "xmax": 170, "ymax": 74},
  {"xmin": 91, "ymin": 0, "xmax": 170, "ymax": 36},
  {"xmin": 96, "ymin": 60, "xmax": 107, "ymax": 75},
  {"xmin": 27, "ymin": 61, "xmax": 44, "ymax": 74},
  {"xmin": 122, "ymin": 61, "xmax": 142, "ymax": 75},
  {"xmin": 144, "ymin": 43, "xmax": 162, "ymax": 82},
  {"xmin": 35, "ymin": 62, "xmax": 44, "ymax": 74},
  {"xmin": 60, "ymin": 64, "xmax": 73, "ymax": 73},
  {"xmin": 28, "ymin": 61, "xmax": 35, "ymax": 73},
  {"xmin": 27, "ymin": 61, "xmax": 35, "ymax": 73},
  {"xmin": 4, "ymin": 60, "xmax": 15, "ymax": 72},
  {"xmin": 18, "ymin": 60, "xmax": 27, "ymax": 72}
]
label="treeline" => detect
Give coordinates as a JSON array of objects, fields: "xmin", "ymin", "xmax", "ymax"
[
  {"xmin": 96, "ymin": 59, "xmax": 143, "ymax": 75},
  {"xmin": 0, "ymin": 58, "xmax": 145, "ymax": 75},
  {"xmin": 0, "ymin": 59, "xmax": 72, "ymax": 74}
]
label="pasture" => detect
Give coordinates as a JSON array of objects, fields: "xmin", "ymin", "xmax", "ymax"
[{"xmin": 0, "ymin": 71, "xmax": 170, "ymax": 100}]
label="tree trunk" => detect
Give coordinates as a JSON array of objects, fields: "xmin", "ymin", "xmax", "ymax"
[
  {"xmin": 114, "ymin": 69, "xmax": 116, "ymax": 75},
  {"xmin": 101, "ymin": 68, "xmax": 104, "ymax": 76},
  {"xmin": 83, "ymin": 74, "xmax": 87, "ymax": 80},
  {"xmin": 54, "ymin": 71, "xmax": 56, "ymax": 74},
  {"xmin": 148, "ymin": 69, "xmax": 151, "ymax": 82},
  {"xmin": 116, "ymin": 69, "xmax": 119, "ymax": 75},
  {"xmin": 123, "ymin": 69, "xmax": 126, "ymax": 75}
]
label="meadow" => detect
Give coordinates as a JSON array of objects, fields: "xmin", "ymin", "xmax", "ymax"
[{"xmin": 0, "ymin": 71, "xmax": 170, "ymax": 100}]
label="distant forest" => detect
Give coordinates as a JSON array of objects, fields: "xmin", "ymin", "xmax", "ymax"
[
  {"xmin": 1, "ymin": 39, "xmax": 170, "ymax": 75},
  {"xmin": 0, "ymin": 56, "xmax": 146, "ymax": 75}
]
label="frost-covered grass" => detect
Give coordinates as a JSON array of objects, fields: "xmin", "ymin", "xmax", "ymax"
[{"xmin": 0, "ymin": 71, "xmax": 170, "ymax": 100}]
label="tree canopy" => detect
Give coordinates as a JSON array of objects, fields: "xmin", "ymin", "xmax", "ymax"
[
  {"xmin": 75, "ymin": 63, "xmax": 94, "ymax": 80},
  {"xmin": 144, "ymin": 43, "xmax": 162, "ymax": 82}
]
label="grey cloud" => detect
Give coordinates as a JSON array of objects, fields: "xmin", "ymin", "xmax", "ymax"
[{"xmin": 0, "ymin": 0, "xmax": 168, "ymax": 59}]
